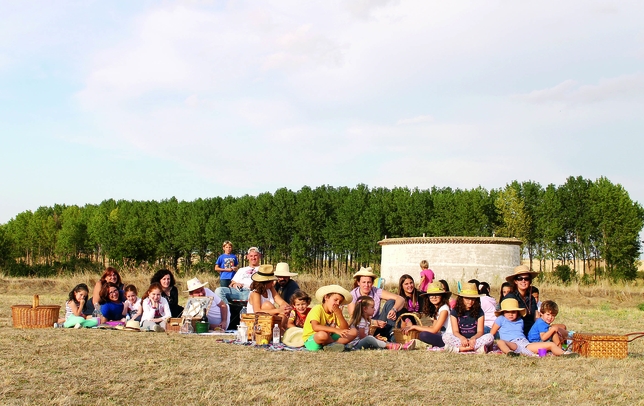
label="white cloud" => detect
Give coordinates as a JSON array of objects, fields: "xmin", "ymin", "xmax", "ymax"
[
  {"xmin": 397, "ymin": 115, "xmax": 434, "ymax": 125},
  {"xmin": 516, "ymin": 74, "xmax": 644, "ymax": 105}
]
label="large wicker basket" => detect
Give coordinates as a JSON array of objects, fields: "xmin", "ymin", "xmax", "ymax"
[
  {"xmin": 241, "ymin": 313, "xmax": 280, "ymax": 341},
  {"xmin": 12, "ymin": 295, "xmax": 61, "ymax": 329},
  {"xmin": 571, "ymin": 332, "xmax": 644, "ymax": 359},
  {"xmin": 390, "ymin": 313, "xmax": 422, "ymax": 344}
]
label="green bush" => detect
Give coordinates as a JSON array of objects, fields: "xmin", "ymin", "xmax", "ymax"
[
  {"xmin": 637, "ymin": 303, "xmax": 644, "ymax": 312},
  {"xmin": 553, "ymin": 264, "xmax": 576, "ymax": 284}
]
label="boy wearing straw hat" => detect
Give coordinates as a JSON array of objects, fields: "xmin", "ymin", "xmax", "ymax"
[{"xmin": 302, "ymin": 285, "xmax": 357, "ymax": 352}]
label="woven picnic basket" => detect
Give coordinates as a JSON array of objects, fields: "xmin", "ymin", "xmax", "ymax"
[
  {"xmin": 393, "ymin": 313, "xmax": 422, "ymax": 344},
  {"xmin": 571, "ymin": 332, "xmax": 644, "ymax": 359},
  {"xmin": 241, "ymin": 312, "xmax": 280, "ymax": 341},
  {"xmin": 11, "ymin": 295, "xmax": 61, "ymax": 329}
]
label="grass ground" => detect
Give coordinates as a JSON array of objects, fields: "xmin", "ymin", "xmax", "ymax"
[{"xmin": 2, "ymin": 273, "xmax": 644, "ymax": 405}]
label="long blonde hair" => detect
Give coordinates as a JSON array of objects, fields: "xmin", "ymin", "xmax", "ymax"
[{"xmin": 349, "ymin": 295, "xmax": 375, "ymax": 327}]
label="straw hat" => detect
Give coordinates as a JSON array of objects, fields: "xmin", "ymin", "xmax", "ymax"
[
  {"xmin": 352, "ymin": 267, "xmax": 377, "ymax": 280},
  {"xmin": 124, "ymin": 319, "xmax": 141, "ymax": 332},
  {"xmin": 274, "ymin": 262, "xmax": 297, "ymax": 277},
  {"xmin": 505, "ymin": 265, "xmax": 539, "ymax": 283},
  {"xmin": 282, "ymin": 327, "xmax": 304, "ymax": 347},
  {"xmin": 420, "ymin": 281, "xmax": 452, "ymax": 298},
  {"xmin": 494, "ymin": 298, "xmax": 527, "ymax": 317},
  {"xmin": 315, "ymin": 285, "xmax": 352, "ymax": 306},
  {"xmin": 184, "ymin": 278, "xmax": 208, "ymax": 292},
  {"xmin": 251, "ymin": 264, "xmax": 277, "ymax": 282},
  {"xmin": 455, "ymin": 283, "xmax": 483, "ymax": 298}
]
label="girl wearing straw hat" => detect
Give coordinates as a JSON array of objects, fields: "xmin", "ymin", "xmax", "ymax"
[
  {"xmin": 440, "ymin": 283, "xmax": 494, "ymax": 353},
  {"xmin": 247, "ymin": 265, "xmax": 292, "ymax": 331},
  {"xmin": 503, "ymin": 265, "xmax": 540, "ymax": 336},
  {"xmin": 402, "ymin": 281, "xmax": 453, "ymax": 348}
]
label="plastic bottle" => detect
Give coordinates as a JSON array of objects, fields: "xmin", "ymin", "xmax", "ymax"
[
  {"xmin": 273, "ymin": 324, "xmax": 280, "ymax": 345},
  {"xmin": 92, "ymin": 308, "xmax": 101, "ymax": 325}
]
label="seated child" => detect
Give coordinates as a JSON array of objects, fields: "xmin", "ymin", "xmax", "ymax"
[
  {"xmin": 140, "ymin": 282, "xmax": 171, "ymax": 331},
  {"xmin": 532, "ymin": 286, "xmax": 543, "ymax": 312},
  {"xmin": 349, "ymin": 296, "xmax": 415, "ymax": 350},
  {"xmin": 490, "ymin": 298, "xmax": 576, "ymax": 357},
  {"xmin": 61, "ymin": 283, "xmax": 99, "ymax": 328},
  {"xmin": 302, "ymin": 285, "xmax": 357, "ymax": 351},
  {"xmin": 441, "ymin": 283, "xmax": 494, "ymax": 353},
  {"xmin": 527, "ymin": 300, "xmax": 568, "ymax": 346},
  {"xmin": 123, "ymin": 284, "xmax": 142, "ymax": 321},
  {"xmin": 287, "ymin": 290, "xmax": 311, "ymax": 329}
]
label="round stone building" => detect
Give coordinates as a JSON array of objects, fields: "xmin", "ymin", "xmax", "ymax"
[{"xmin": 378, "ymin": 236, "xmax": 522, "ymax": 286}]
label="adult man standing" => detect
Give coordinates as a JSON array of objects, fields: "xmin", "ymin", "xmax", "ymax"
[
  {"xmin": 215, "ymin": 247, "xmax": 261, "ymax": 305},
  {"xmin": 185, "ymin": 277, "xmax": 229, "ymax": 330},
  {"xmin": 274, "ymin": 262, "xmax": 300, "ymax": 304}
]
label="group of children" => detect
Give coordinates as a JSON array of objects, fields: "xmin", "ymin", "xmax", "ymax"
[{"xmin": 59, "ymin": 282, "xmax": 172, "ymax": 332}]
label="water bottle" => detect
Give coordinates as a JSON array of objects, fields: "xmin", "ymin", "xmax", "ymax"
[
  {"xmin": 273, "ymin": 324, "xmax": 280, "ymax": 345},
  {"xmin": 92, "ymin": 308, "xmax": 101, "ymax": 324}
]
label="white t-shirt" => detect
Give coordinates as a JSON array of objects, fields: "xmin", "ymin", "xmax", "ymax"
[
  {"xmin": 437, "ymin": 304, "xmax": 452, "ymax": 334},
  {"xmin": 231, "ymin": 266, "xmax": 258, "ymax": 288},
  {"xmin": 205, "ymin": 288, "xmax": 229, "ymax": 327},
  {"xmin": 480, "ymin": 296, "xmax": 498, "ymax": 328},
  {"xmin": 247, "ymin": 289, "xmax": 274, "ymax": 313}
]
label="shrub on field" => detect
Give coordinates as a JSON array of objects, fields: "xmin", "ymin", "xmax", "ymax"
[{"xmin": 553, "ymin": 265, "xmax": 576, "ymax": 284}]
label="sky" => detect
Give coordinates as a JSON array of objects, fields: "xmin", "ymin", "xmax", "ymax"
[{"xmin": 1, "ymin": 0, "xmax": 643, "ymax": 224}]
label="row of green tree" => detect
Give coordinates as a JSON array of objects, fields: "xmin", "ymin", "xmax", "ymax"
[{"xmin": 0, "ymin": 176, "xmax": 642, "ymax": 279}]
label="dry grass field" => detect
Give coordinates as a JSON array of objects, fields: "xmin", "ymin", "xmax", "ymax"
[{"xmin": 2, "ymin": 272, "xmax": 644, "ymax": 406}]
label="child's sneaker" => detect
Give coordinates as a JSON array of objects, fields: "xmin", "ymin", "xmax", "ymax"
[
  {"xmin": 386, "ymin": 343, "xmax": 402, "ymax": 350},
  {"xmin": 324, "ymin": 343, "xmax": 346, "ymax": 352},
  {"xmin": 74, "ymin": 323, "xmax": 82, "ymax": 329},
  {"xmin": 152, "ymin": 324, "xmax": 164, "ymax": 333},
  {"xmin": 475, "ymin": 345, "xmax": 487, "ymax": 354},
  {"xmin": 506, "ymin": 351, "xmax": 520, "ymax": 357},
  {"xmin": 562, "ymin": 351, "xmax": 580, "ymax": 358},
  {"xmin": 402, "ymin": 340, "xmax": 416, "ymax": 350}
]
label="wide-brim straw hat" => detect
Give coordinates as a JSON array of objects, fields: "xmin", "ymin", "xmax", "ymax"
[
  {"xmin": 315, "ymin": 285, "xmax": 352, "ymax": 306},
  {"xmin": 124, "ymin": 320, "xmax": 141, "ymax": 332},
  {"xmin": 282, "ymin": 327, "xmax": 304, "ymax": 347},
  {"xmin": 495, "ymin": 298, "xmax": 527, "ymax": 317},
  {"xmin": 274, "ymin": 262, "xmax": 297, "ymax": 277},
  {"xmin": 184, "ymin": 278, "xmax": 208, "ymax": 292},
  {"xmin": 505, "ymin": 265, "xmax": 539, "ymax": 283},
  {"xmin": 251, "ymin": 264, "xmax": 277, "ymax": 282},
  {"xmin": 420, "ymin": 281, "xmax": 452, "ymax": 298},
  {"xmin": 352, "ymin": 267, "xmax": 377, "ymax": 280},
  {"xmin": 455, "ymin": 282, "xmax": 484, "ymax": 298}
]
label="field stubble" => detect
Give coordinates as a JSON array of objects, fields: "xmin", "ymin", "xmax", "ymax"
[{"xmin": 1, "ymin": 273, "xmax": 644, "ymax": 405}]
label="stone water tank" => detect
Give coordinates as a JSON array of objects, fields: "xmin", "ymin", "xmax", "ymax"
[{"xmin": 378, "ymin": 236, "xmax": 522, "ymax": 286}]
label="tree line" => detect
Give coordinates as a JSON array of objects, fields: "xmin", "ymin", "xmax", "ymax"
[{"xmin": 0, "ymin": 176, "xmax": 642, "ymax": 280}]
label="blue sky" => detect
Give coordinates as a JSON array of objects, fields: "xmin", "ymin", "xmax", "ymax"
[{"xmin": 1, "ymin": 0, "xmax": 643, "ymax": 224}]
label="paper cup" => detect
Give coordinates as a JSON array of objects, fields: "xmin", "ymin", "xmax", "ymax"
[{"xmin": 538, "ymin": 348, "xmax": 547, "ymax": 357}]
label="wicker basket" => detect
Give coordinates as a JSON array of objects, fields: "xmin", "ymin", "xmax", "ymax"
[
  {"xmin": 241, "ymin": 313, "xmax": 280, "ymax": 341},
  {"xmin": 12, "ymin": 295, "xmax": 61, "ymax": 329},
  {"xmin": 166, "ymin": 317, "xmax": 205, "ymax": 333},
  {"xmin": 571, "ymin": 332, "xmax": 644, "ymax": 359},
  {"xmin": 393, "ymin": 313, "xmax": 422, "ymax": 344}
]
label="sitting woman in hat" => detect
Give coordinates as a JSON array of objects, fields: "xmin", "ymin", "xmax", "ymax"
[
  {"xmin": 302, "ymin": 285, "xmax": 357, "ymax": 351},
  {"xmin": 503, "ymin": 265, "xmax": 540, "ymax": 336},
  {"xmin": 247, "ymin": 264, "xmax": 292, "ymax": 331},
  {"xmin": 440, "ymin": 283, "xmax": 494, "ymax": 353},
  {"xmin": 347, "ymin": 267, "xmax": 405, "ymax": 341},
  {"xmin": 402, "ymin": 281, "xmax": 452, "ymax": 348}
]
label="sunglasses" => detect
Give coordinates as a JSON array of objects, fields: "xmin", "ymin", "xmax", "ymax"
[{"xmin": 515, "ymin": 276, "xmax": 532, "ymax": 282}]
